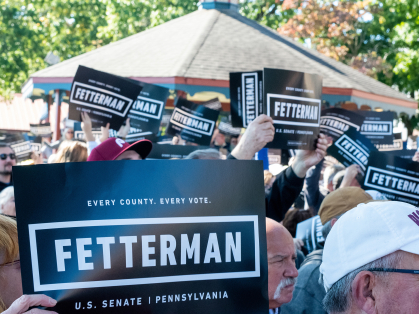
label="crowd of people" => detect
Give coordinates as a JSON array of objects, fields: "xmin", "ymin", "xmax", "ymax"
[{"xmin": 1, "ymin": 112, "xmax": 419, "ymax": 314}]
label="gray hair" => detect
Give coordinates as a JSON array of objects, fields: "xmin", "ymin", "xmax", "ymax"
[
  {"xmin": 321, "ymin": 251, "xmax": 404, "ymax": 313},
  {"xmin": 185, "ymin": 149, "xmax": 221, "ymax": 160},
  {"xmin": 0, "ymin": 186, "xmax": 14, "ymax": 213}
]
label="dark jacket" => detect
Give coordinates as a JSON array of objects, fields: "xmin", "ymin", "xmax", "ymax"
[
  {"xmin": 281, "ymin": 250, "xmax": 326, "ymax": 314},
  {"xmin": 304, "ymin": 159, "xmax": 328, "ymax": 214}
]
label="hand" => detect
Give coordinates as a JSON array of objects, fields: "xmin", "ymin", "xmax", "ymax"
[
  {"xmin": 117, "ymin": 118, "xmax": 130, "ymax": 139},
  {"xmin": 292, "ymin": 133, "xmax": 328, "ymax": 178},
  {"xmin": 293, "ymin": 238, "xmax": 304, "ymax": 251},
  {"xmin": 31, "ymin": 151, "xmax": 43, "ymax": 165},
  {"xmin": 81, "ymin": 112, "xmax": 95, "ymax": 142},
  {"xmin": 99, "ymin": 123, "xmax": 110, "ymax": 143},
  {"xmin": 413, "ymin": 151, "xmax": 419, "ymax": 162},
  {"xmin": 231, "ymin": 114, "xmax": 275, "ymax": 160},
  {"xmin": 340, "ymin": 164, "xmax": 360, "ymax": 188},
  {"xmin": 3, "ymin": 294, "xmax": 58, "ymax": 314}
]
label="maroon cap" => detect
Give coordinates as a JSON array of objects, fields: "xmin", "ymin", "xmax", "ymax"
[{"xmin": 87, "ymin": 138, "xmax": 152, "ymax": 161}]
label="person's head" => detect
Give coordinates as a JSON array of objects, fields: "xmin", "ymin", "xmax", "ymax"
[
  {"xmin": 323, "ymin": 164, "xmax": 345, "ymax": 191},
  {"xmin": 266, "ymin": 218, "xmax": 298, "ymax": 309},
  {"xmin": 63, "ymin": 127, "xmax": 74, "ymax": 140},
  {"xmin": 185, "ymin": 149, "xmax": 221, "ymax": 160},
  {"xmin": 230, "ymin": 136, "xmax": 238, "ymax": 150},
  {"xmin": 55, "ymin": 141, "xmax": 88, "ymax": 163},
  {"xmin": 282, "ymin": 207, "xmax": 314, "ymax": 238},
  {"xmin": 320, "ymin": 201, "xmax": 419, "ymax": 314},
  {"xmin": 0, "ymin": 187, "xmax": 15, "ymax": 217},
  {"xmin": 214, "ymin": 132, "xmax": 225, "ymax": 146},
  {"xmin": 0, "ymin": 144, "xmax": 16, "ymax": 178},
  {"xmin": 0, "ymin": 214, "xmax": 21, "ymax": 311},
  {"xmin": 87, "ymin": 138, "xmax": 152, "ymax": 161},
  {"xmin": 318, "ymin": 187, "xmax": 373, "ymax": 239},
  {"xmin": 333, "ymin": 169, "xmax": 363, "ymax": 190}
]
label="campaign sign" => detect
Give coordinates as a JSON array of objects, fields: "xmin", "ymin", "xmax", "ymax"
[
  {"xmin": 13, "ymin": 160, "xmax": 267, "ymax": 314},
  {"xmin": 69, "ymin": 66, "xmax": 142, "ymax": 129},
  {"xmin": 73, "ymin": 122, "xmax": 102, "ymax": 141},
  {"xmin": 30, "ymin": 123, "xmax": 51, "ymax": 137},
  {"xmin": 295, "ymin": 215, "xmax": 324, "ymax": 254},
  {"xmin": 10, "ymin": 140, "xmax": 32, "ymax": 161},
  {"xmin": 320, "ymin": 108, "xmax": 365, "ymax": 141},
  {"xmin": 358, "ymin": 111, "xmax": 394, "ymax": 145},
  {"xmin": 376, "ymin": 133, "xmax": 403, "ymax": 151},
  {"xmin": 147, "ymin": 144, "xmax": 209, "ymax": 159},
  {"xmin": 127, "ymin": 81, "xmax": 169, "ymax": 135},
  {"xmin": 229, "ymin": 71, "xmax": 263, "ymax": 128},
  {"xmin": 264, "ymin": 68, "xmax": 322, "ymax": 150},
  {"xmin": 327, "ymin": 127, "xmax": 377, "ymax": 172},
  {"xmin": 363, "ymin": 151, "xmax": 419, "ymax": 206},
  {"xmin": 166, "ymin": 98, "xmax": 219, "ymax": 146}
]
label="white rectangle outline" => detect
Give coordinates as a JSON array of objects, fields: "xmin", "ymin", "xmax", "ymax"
[
  {"xmin": 29, "ymin": 215, "xmax": 260, "ymax": 292},
  {"xmin": 169, "ymin": 107, "xmax": 215, "ymax": 136},
  {"xmin": 70, "ymin": 82, "xmax": 134, "ymax": 117},
  {"xmin": 30, "ymin": 126, "xmax": 51, "ymax": 136},
  {"xmin": 30, "ymin": 143, "xmax": 42, "ymax": 152},
  {"xmin": 378, "ymin": 139, "xmax": 403, "ymax": 151},
  {"xmin": 266, "ymin": 94, "xmax": 321, "ymax": 127},
  {"xmin": 241, "ymin": 73, "xmax": 258, "ymax": 128},
  {"xmin": 11, "ymin": 141, "xmax": 32, "ymax": 156},
  {"xmin": 126, "ymin": 131, "xmax": 153, "ymax": 139},
  {"xmin": 320, "ymin": 116, "xmax": 360, "ymax": 134},
  {"xmin": 364, "ymin": 166, "xmax": 419, "ymax": 199},
  {"xmin": 335, "ymin": 134, "xmax": 369, "ymax": 170},
  {"xmin": 130, "ymin": 96, "xmax": 164, "ymax": 120},
  {"xmin": 361, "ymin": 121, "xmax": 393, "ymax": 136}
]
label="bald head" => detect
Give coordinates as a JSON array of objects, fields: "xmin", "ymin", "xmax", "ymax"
[{"xmin": 266, "ymin": 218, "xmax": 298, "ymax": 309}]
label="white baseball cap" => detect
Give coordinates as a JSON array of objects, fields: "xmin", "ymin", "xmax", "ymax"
[{"xmin": 320, "ymin": 201, "xmax": 419, "ymax": 291}]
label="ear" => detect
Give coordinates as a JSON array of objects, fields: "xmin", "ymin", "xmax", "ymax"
[
  {"xmin": 330, "ymin": 218, "xmax": 338, "ymax": 227},
  {"xmin": 351, "ymin": 271, "xmax": 377, "ymax": 314}
]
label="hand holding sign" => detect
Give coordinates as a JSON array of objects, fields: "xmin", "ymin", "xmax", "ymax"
[
  {"xmin": 340, "ymin": 164, "xmax": 361, "ymax": 188},
  {"xmin": 117, "ymin": 118, "xmax": 131, "ymax": 139},
  {"xmin": 231, "ymin": 114, "xmax": 274, "ymax": 160},
  {"xmin": 413, "ymin": 152, "xmax": 419, "ymax": 162},
  {"xmin": 81, "ymin": 112, "xmax": 95, "ymax": 142},
  {"xmin": 292, "ymin": 133, "xmax": 328, "ymax": 178},
  {"xmin": 3, "ymin": 294, "xmax": 57, "ymax": 314}
]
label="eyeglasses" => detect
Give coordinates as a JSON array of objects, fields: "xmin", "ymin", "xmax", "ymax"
[
  {"xmin": 0, "ymin": 153, "xmax": 16, "ymax": 160},
  {"xmin": 368, "ymin": 268, "xmax": 419, "ymax": 274},
  {"xmin": 0, "ymin": 259, "xmax": 20, "ymax": 267}
]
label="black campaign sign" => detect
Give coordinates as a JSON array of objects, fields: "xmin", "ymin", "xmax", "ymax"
[
  {"xmin": 320, "ymin": 108, "xmax": 365, "ymax": 141},
  {"xmin": 363, "ymin": 151, "xmax": 419, "ymax": 206},
  {"xmin": 167, "ymin": 98, "xmax": 219, "ymax": 146},
  {"xmin": 30, "ymin": 123, "xmax": 51, "ymax": 137},
  {"xmin": 127, "ymin": 81, "xmax": 169, "ymax": 136},
  {"xmin": 229, "ymin": 71, "xmax": 263, "ymax": 128},
  {"xmin": 264, "ymin": 68, "xmax": 322, "ymax": 150},
  {"xmin": 13, "ymin": 160, "xmax": 267, "ymax": 314},
  {"xmin": 358, "ymin": 111, "xmax": 394, "ymax": 145},
  {"xmin": 327, "ymin": 127, "xmax": 377, "ymax": 172},
  {"xmin": 69, "ymin": 66, "xmax": 142, "ymax": 129}
]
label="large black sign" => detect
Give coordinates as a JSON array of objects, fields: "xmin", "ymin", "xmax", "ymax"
[
  {"xmin": 320, "ymin": 108, "xmax": 365, "ymax": 141},
  {"xmin": 264, "ymin": 68, "xmax": 322, "ymax": 150},
  {"xmin": 1, "ymin": 133, "xmax": 33, "ymax": 162},
  {"xmin": 376, "ymin": 133, "xmax": 403, "ymax": 151},
  {"xmin": 127, "ymin": 81, "xmax": 169, "ymax": 136},
  {"xmin": 69, "ymin": 66, "xmax": 143, "ymax": 129},
  {"xmin": 147, "ymin": 144, "xmax": 209, "ymax": 159},
  {"xmin": 358, "ymin": 111, "xmax": 394, "ymax": 145},
  {"xmin": 327, "ymin": 127, "xmax": 377, "ymax": 173},
  {"xmin": 13, "ymin": 161, "xmax": 267, "ymax": 314},
  {"xmin": 229, "ymin": 71, "xmax": 263, "ymax": 128},
  {"xmin": 30, "ymin": 123, "xmax": 51, "ymax": 137},
  {"xmin": 295, "ymin": 215, "xmax": 324, "ymax": 254},
  {"xmin": 364, "ymin": 151, "xmax": 419, "ymax": 206},
  {"xmin": 166, "ymin": 98, "xmax": 219, "ymax": 146}
]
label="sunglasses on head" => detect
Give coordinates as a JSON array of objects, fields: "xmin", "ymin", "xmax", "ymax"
[{"xmin": 0, "ymin": 153, "xmax": 16, "ymax": 160}]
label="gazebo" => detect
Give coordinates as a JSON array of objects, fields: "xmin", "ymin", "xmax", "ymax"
[{"xmin": 22, "ymin": 0, "xmax": 417, "ymax": 137}]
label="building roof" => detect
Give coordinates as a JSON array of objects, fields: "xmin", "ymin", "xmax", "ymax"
[{"xmin": 29, "ymin": 8, "xmax": 415, "ymax": 105}]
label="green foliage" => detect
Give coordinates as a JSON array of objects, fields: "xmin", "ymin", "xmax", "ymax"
[{"xmin": 0, "ymin": 0, "xmax": 198, "ymax": 98}]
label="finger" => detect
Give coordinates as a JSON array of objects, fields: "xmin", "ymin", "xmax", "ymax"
[
  {"xmin": 126, "ymin": 118, "xmax": 130, "ymax": 128},
  {"xmin": 105, "ymin": 123, "xmax": 110, "ymax": 130},
  {"xmin": 7, "ymin": 295, "xmax": 57, "ymax": 314},
  {"xmin": 253, "ymin": 114, "xmax": 273, "ymax": 124},
  {"xmin": 24, "ymin": 309, "xmax": 58, "ymax": 314},
  {"xmin": 316, "ymin": 143, "xmax": 328, "ymax": 152},
  {"xmin": 317, "ymin": 137, "xmax": 328, "ymax": 146}
]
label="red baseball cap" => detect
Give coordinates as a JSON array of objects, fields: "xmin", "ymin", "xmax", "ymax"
[{"xmin": 87, "ymin": 138, "xmax": 152, "ymax": 161}]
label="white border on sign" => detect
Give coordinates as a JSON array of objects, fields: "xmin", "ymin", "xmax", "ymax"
[
  {"xmin": 130, "ymin": 96, "xmax": 164, "ymax": 120},
  {"xmin": 266, "ymin": 94, "xmax": 321, "ymax": 127},
  {"xmin": 169, "ymin": 108, "xmax": 215, "ymax": 136},
  {"xmin": 320, "ymin": 116, "xmax": 360, "ymax": 134},
  {"xmin": 11, "ymin": 141, "xmax": 32, "ymax": 156},
  {"xmin": 70, "ymin": 82, "xmax": 134, "ymax": 117},
  {"xmin": 335, "ymin": 134, "xmax": 369, "ymax": 171},
  {"xmin": 29, "ymin": 215, "xmax": 260, "ymax": 292},
  {"xmin": 361, "ymin": 121, "xmax": 393, "ymax": 135},
  {"xmin": 364, "ymin": 166, "xmax": 419, "ymax": 199},
  {"xmin": 241, "ymin": 73, "xmax": 258, "ymax": 128}
]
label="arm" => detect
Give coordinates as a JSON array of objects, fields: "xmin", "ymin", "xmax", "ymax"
[
  {"xmin": 339, "ymin": 164, "xmax": 360, "ymax": 188},
  {"xmin": 304, "ymin": 158, "xmax": 325, "ymax": 213}
]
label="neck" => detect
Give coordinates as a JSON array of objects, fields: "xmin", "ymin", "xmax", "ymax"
[{"xmin": 0, "ymin": 173, "xmax": 11, "ymax": 184}]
